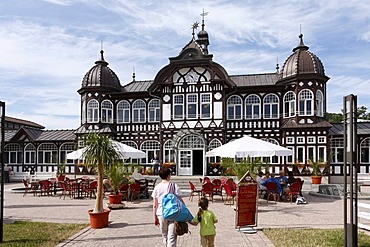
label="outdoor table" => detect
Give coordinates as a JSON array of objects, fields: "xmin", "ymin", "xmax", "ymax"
[{"xmin": 72, "ymin": 181, "xmax": 84, "ymax": 199}]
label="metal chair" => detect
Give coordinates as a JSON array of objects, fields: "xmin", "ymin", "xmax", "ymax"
[
  {"xmin": 265, "ymin": 182, "xmax": 279, "ymax": 203},
  {"xmin": 202, "ymin": 182, "xmax": 214, "ymax": 202},
  {"xmin": 287, "ymin": 182, "xmax": 301, "ymax": 204},
  {"xmin": 223, "ymin": 183, "xmax": 236, "ymax": 205},
  {"xmin": 188, "ymin": 181, "xmax": 202, "ymax": 201}
]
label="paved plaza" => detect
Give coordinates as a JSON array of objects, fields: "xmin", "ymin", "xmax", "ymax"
[{"xmin": 2, "ymin": 181, "xmax": 354, "ymax": 247}]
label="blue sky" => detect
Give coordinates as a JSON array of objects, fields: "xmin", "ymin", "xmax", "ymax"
[{"xmin": 1, "ymin": 0, "xmax": 370, "ymax": 129}]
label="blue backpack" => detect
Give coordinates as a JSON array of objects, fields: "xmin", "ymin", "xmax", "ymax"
[{"xmin": 162, "ymin": 183, "xmax": 193, "ymax": 222}]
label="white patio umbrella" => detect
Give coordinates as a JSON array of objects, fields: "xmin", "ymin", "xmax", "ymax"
[
  {"xmin": 205, "ymin": 135, "xmax": 292, "ymax": 158},
  {"xmin": 66, "ymin": 140, "xmax": 146, "ymax": 160}
]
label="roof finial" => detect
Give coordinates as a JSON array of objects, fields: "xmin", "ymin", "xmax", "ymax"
[
  {"xmin": 200, "ymin": 8, "xmax": 209, "ymax": 31},
  {"xmin": 191, "ymin": 21, "xmax": 199, "ymax": 38},
  {"xmin": 132, "ymin": 67, "xmax": 136, "ymax": 81},
  {"xmin": 276, "ymin": 57, "xmax": 279, "ymax": 73},
  {"xmin": 101, "ymin": 41, "xmax": 103, "ymax": 51}
]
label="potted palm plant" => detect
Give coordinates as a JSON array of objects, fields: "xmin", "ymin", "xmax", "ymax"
[
  {"xmin": 83, "ymin": 133, "xmax": 120, "ymax": 228},
  {"xmin": 308, "ymin": 159, "xmax": 326, "ymax": 184},
  {"xmin": 57, "ymin": 161, "xmax": 66, "ymax": 181},
  {"xmin": 106, "ymin": 162, "xmax": 128, "ymax": 205}
]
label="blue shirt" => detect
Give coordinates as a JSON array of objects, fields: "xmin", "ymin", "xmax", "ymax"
[{"xmin": 261, "ymin": 177, "xmax": 282, "ymax": 194}]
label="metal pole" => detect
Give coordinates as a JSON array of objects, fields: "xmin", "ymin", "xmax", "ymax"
[
  {"xmin": 343, "ymin": 97, "xmax": 347, "ymax": 246},
  {"xmin": 0, "ymin": 101, "xmax": 5, "ymax": 242}
]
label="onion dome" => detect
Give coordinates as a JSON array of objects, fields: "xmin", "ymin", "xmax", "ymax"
[
  {"xmin": 81, "ymin": 50, "xmax": 121, "ymax": 91},
  {"xmin": 280, "ymin": 34, "xmax": 325, "ymax": 79},
  {"xmin": 196, "ymin": 11, "xmax": 210, "ymax": 54}
]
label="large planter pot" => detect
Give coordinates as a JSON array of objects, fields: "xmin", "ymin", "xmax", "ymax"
[
  {"xmin": 108, "ymin": 193, "xmax": 123, "ymax": 204},
  {"xmin": 311, "ymin": 176, "xmax": 322, "ymax": 185},
  {"xmin": 57, "ymin": 174, "xmax": 66, "ymax": 182},
  {"xmin": 88, "ymin": 209, "xmax": 111, "ymax": 228}
]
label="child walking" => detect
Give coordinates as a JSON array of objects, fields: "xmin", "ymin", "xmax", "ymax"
[{"xmin": 191, "ymin": 197, "xmax": 218, "ymax": 247}]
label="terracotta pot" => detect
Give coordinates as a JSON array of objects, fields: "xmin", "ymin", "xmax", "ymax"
[
  {"xmin": 311, "ymin": 176, "xmax": 322, "ymax": 184},
  {"xmin": 57, "ymin": 174, "xmax": 66, "ymax": 182},
  {"xmin": 108, "ymin": 193, "xmax": 123, "ymax": 204},
  {"xmin": 88, "ymin": 209, "xmax": 110, "ymax": 228}
]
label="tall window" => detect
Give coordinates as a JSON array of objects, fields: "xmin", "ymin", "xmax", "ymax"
[
  {"xmin": 148, "ymin": 99, "xmax": 160, "ymax": 122},
  {"xmin": 60, "ymin": 143, "xmax": 76, "ymax": 164},
  {"xmin": 164, "ymin": 140, "xmax": 176, "ymax": 163},
  {"xmin": 361, "ymin": 138, "xmax": 370, "ymax": 163},
  {"xmin": 101, "ymin": 100, "xmax": 113, "ymax": 123},
  {"xmin": 201, "ymin": 93, "xmax": 211, "ymax": 118},
  {"xmin": 227, "ymin": 96, "xmax": 242, "ymax": 120},
  {"xmin": 4, "ymin": 144, "xmax": 22, "ymax": 164},
  {"xmin": 141, "ymin": 141, "xmax": 160, "ymax": 164},
  {"xmin": 298, "ymin": 89, "xmax": 313, "ymax": 116},
  {"xmin": 38, "ymin": 143, "xmax": 58, "ymax": 164},
  {"xmin": 133, "ymin": 99, "xmax": 146, "ymax": 123},
  {"xmin": 245, "ymin": 95, "xmax": 260, "ymax": 119},
  {"xmin": 330, "ymin": 138, "xmax": 344, "ymax": 163},
  {"xmin": 283, "ymin": 92, "xmax": 295, "ymax": 117},
  {"xmin": 173, "ymin": 95, "xmax": 184, "ymax": 119},
  {"xmin": 316, "ymin": 90, "xmax": 324, "ymax": 117},
  {"xmin": 87, "ymin": 99, "xmax": 99, "ymax": 123},
  {"xmin": 117, "ymin": 100, "xmax": 130, "ymax": 123},
  {"xmin": 263, "ymin": 94, "xmax": 279, "ymax": 118},
  {"xmin": 187, "ymin": 94, "xmax": 198, "ymax": 119},
  {"xmin": 24, "ymin": 143, "xmax": 36, "ymax": 164}
]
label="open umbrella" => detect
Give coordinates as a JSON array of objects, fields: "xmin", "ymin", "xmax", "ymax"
[
  {"xmin": 205, "ymin": 135, "xmax": 292, "ymax": 158},
  {"xmin": 67, "ymin": 140, "xmax": 146, "ymax": 160}
]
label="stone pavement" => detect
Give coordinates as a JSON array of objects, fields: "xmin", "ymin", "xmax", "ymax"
[{"xmin": 3, "ymin": 181, "xmax": 347, "ymax": 247}]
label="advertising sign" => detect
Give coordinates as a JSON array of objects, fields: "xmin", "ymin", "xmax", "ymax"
[{"xmin": 235, "ymin": 173, "xmax": 258, "ymax": 227}]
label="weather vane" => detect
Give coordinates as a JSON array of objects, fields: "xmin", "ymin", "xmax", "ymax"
[
  {"xmin": 200, "ymin": 9, "xmax": 209, "ymax": 30},
  {"xmin": 191, "ymin": 21, "xmax": 200, "ymax": 36}
]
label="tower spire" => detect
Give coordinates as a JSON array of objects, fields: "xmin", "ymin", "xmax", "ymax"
[{"xmin": 200, "ymin": 8, "xmax": 208, "ymax": 31}]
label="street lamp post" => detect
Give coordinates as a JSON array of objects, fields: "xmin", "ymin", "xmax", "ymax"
[{"xmin": 0, "ymin": 101, "xmax": 5, "ymax": 242}]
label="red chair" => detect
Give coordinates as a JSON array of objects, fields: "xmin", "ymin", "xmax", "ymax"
[
  {"xmin": 226, "ymin": 178, "xmax": 237, "ymax": 192},
  {"xmin": 22, "ymin": 179, "xmax": 36, "ymax": 197},
  {"xmin": 287, "ymin": 182, "xmax": 301, "ymax": 204},
  {"xmin": 59, "ymin": 181, "xmax": 75, "ymax": 200},
  {"xmin": 119, "ymin": 183, "xmax": 129, "ymax": 201},
  {"xmin": 189, "ymin": 181, "xmax": 202, "ymax": 202},
  {"xmin": 129, "ymin": 183, "xmax": 141, "ymax": 203},
  {"xmin": 212, "ymin": 179, "xmax": 223, "ymax": 201},
  {"xmin": 202, "ymin": 182, "xmax": 214, "ymax": 202},
  {"xmin": 265, "ymin": 182, "xmax": 279, "ymax": 203},
  {"xmin": 295, "ymin": 178, "xmax": 304, "ymax": 196},
  {"xmin": 223, "ymin": 184, "xmax": 236, "ymax": 205},
  {"xmin": 83, "ymin": 180, "xmax": 97, "ymax": 199},
  {"xmin": 39, "ymin": 180, "xmax": 52, "ymax": 196},
  {"xmin": 203, "ymin": 177, "xmax": 211, "ymax": 184},
  {"xmin": 220, "ymin": 177, "xmax": 228, "ymax": 185}
]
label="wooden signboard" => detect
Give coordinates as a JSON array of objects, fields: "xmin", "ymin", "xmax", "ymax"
[{"xmin": 235, "ymin": 173, "xmax": 258, "ymax": 227}]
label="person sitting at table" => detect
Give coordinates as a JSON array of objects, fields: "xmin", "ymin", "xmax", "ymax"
[
  {"xmin": 261, "ymin": 173, "xmax": 282, "ymax": 196},
  {"xmin": 286, "ymin": 171, "xmax": 296, "ymax": 185},
  {"xmin": 257, "ymin": 171, "xmax": 268, "ymax": 198}
]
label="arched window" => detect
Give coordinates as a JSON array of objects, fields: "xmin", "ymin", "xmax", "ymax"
[
  {"xmin": 263, "ymin": 94, "xmax": 279, "ymax": 119},
  {"xmin": 38, "ymin": 143, "xmax": 58, "ymax": 164},
  {"xmin": 117, "ymin": 100, "xmax": 130, "ymax": 123},
  {"xmin": 298, "ymin": 89, "xmax": 313, "ymax": 116},
  {"xmin": 60, "ymin": 143, "xmax": 76, "ymax": 164},
  {"xmin": 24, "ymin": 143, "xmax": 36, "ymax": 164},
  {"xmin": 141, "ymin": 141, "xmax": 160, "ymax": 163},
  {"xmin": 101, "ymin": 100, "xmax": 113, "ymax": 123},
  {"xmin": 87, "ymin": 99, "xmax": 99, "ymax": 123},
  {"xmin": 283, "ymin": 92, "xmax": 296, "ymax": 117},
  {"xmin": 164, "ymin": 140, "xmax": 175, "ymax": 164},
  {"xmin": 148, "ymin": 99, "xmax": 160, "ymax": 122},
  {"xmin": 245, "ymin": 95, "xmax": 260, "ymax": 119},
  {"xmin": 4, "ymin": 144, "xmax": 22, "ymax": 164},
  {"xmin": 133, "ymin": 99, "xmax": 146, "ymax": 123},
  {"xmin": 316, "ymin": 90, "xmax": 324, "ymax": 117},
  {"xmin": 208, "ymin": 139, "xmax": 222, "ymax": 151},
  {"xmin": 227, "ymin": 96, "xmax": 242, "ymax": 120},
  {"xmin": 361, "ymin": 138, "xmax": 370, "ymax": 163}
]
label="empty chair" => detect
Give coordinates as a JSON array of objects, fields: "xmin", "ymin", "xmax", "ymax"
[
  {"xmin": 202, "ymin": 182, "xmax": 214, "ymax": 202},
  {"xmin": 39, "ymin": 180, "xmax": 52, "ymax": 196},
  {"xmin": 203, "ymin": 177, "xmax": 211, "ymax": 184},
  {"xmin": 82, "ymin": 180, "xmax": 97, "ymax": 199},
  {"xmin": 189, "ymin": 181, "xmax": 202, "ymax": 201},
  {"xmin": 212, "ymin": 179, "xmax": 223, "ymax": 201},
  {"xmin": 219, "ymin": 176, "xmax": 228, "ymax": 185},
  {"xmin": 223, "ymin": 183, "xmax": 236, "ymax": 205},
  {"xmin": 129, "ymin": 183, "xmax": 141, "ymax": 203},
  {"xmin": 59, "ymin": 181, "xmax": 75, "ymax": 200},
  {"xmin": 287, "ymin": 182, "xmax": 301, "ymax": 204}
]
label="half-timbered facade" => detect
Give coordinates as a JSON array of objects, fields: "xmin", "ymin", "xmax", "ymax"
[{"xmin": 74, "ymin": 21, "xmax": 332, "ymax": 176}]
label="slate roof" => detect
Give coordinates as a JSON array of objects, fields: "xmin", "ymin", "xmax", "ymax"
[
  {"xmin": 4, "ymin": 127, "xmax": 75, "ymax": 142},
  {"xmin": 229, "ymin": 73, "xmax": 278, "ymax": 87},
  {"xmin": 5, "ymin": 116, "xmax": 44, "ymax": 129},
  {"xmin": 330, "ymin": 122, "xmax": 370, "ymax": 136},
  {"xmin": 122, "ymin": 80, "xmax": 153, "ymax": 92}
]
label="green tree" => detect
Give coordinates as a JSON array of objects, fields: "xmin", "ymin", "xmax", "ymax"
[{"xmin": 83, "ymin": 133, "xmax": 120, "ymax": 213}]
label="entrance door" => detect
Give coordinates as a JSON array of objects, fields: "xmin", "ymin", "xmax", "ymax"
[
  {"xmin": 178, "ymin": 150, "xmax": 192, "ymax": 175},
  {"xmin": 192, "ymin": 150, "xmax": 203, "ymax": 175}
]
